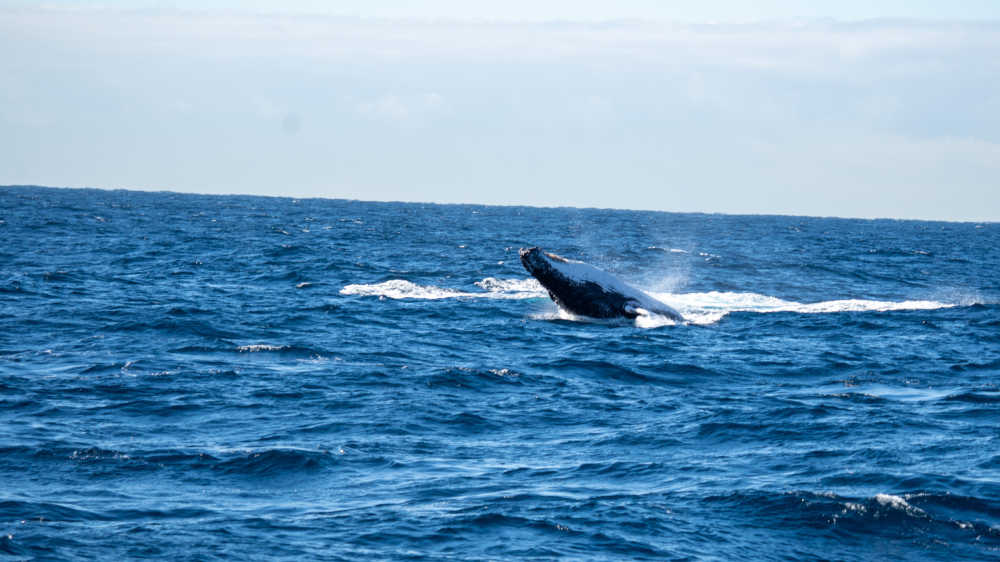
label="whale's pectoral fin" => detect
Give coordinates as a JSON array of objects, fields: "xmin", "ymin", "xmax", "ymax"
[
  {"xmin": 623, "ymin": 300, "xmax": 644, "ymax": 318},
  {"xmin": 625, "ymin": 301, "xmax": 683, "ymax": 322}
]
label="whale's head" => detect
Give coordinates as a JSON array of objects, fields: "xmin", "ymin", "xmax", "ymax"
[
  {"xmin": 519, "ymin": 247, "xmax": 567, "ymax": 280},
  {"xmin": 520, "ymin": 246, "xmax": 578, "ymax": 295}
]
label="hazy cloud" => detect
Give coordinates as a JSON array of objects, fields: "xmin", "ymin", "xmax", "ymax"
[
  {"xmin": 1, "ymin": 7, "xmax": 998, "ymax": 219},
  {"xmin": 356, "ymin": 93, "xmax": 446, "ymax": 123}
]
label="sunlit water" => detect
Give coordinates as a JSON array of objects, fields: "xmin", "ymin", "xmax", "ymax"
[{"xmin": 1, "ymin": 186, "xmax": 998, "ymax": 560}]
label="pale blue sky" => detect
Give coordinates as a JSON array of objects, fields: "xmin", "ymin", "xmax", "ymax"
[
  {"xmin": 4, "ymin": 1, "xmax": 1000, "ymax": 20},
  {"xmin": 2, "ymin": 2, "xmax": 999, "ymax": 220}
]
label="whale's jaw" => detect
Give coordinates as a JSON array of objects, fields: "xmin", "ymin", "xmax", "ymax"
[{"xmin": 519, "ymin": 247, "xmax": 554, "ymax": 278}]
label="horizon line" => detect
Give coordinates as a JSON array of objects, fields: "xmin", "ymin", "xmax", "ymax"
[{"xmin": 4, "ymin": 184, "xmax": 996, "ymax": 225}]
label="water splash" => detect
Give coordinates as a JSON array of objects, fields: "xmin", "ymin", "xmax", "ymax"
[
  {"xmin": 341, "ymin": 278, "xmax": 545, "ymax": 300},
  {"xmin": 342, "ymin": 278, "xmax": 955, "ymax": 326},
  {"xmin": 653, "ymin": 291, "xmax": 955, "ymax": 325}
]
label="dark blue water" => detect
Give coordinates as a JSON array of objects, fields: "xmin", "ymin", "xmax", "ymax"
[{"xmin": 1, "ymin": 185, "xmax": 998, "ymax": 560}]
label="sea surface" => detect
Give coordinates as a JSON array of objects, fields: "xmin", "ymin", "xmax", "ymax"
[{"xmin": 1, "ymin": 185, "xmax": 998, "ymax": 561}]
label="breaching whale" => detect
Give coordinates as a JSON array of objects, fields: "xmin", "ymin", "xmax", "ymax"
[{"xmin": 519, "ymin": 247, "xmax": 684, "ymax": 322}]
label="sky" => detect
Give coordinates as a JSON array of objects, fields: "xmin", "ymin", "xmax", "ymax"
[{"xmin": 1, "ymin": 2, "xmax": 999, "ymax": 221}]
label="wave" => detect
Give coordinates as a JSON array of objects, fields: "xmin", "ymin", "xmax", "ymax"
[
  {"xmin": 0, "ymin": 500, "xmax": 111, "ymax": 522},
  {"xmin": 424, "ymin": 367, "xmax": 525, "ymax": 390},
  {"xmin": 341, "ymin": 278, "xmax": 956, "ymax": 325},
  {"xmin": 2, "ymin": 443, "xmax": 343, "ymax": 480},
  {"xmin": 235, "ymin": 344, "xmax": 325, "ymax": 356},
  {"xmin": 705, "ymin": 489, "xmax": 1000, "ymax": 544},
  {"xmin": 170, "ymin": 343, "xmax": 328, "ymax": 358},
  {"xmin": 213, "ymin": 448, "xmax": 333, "ymax": 477}
]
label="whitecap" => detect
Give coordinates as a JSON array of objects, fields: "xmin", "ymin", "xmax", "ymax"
[
  {"xmin": 237, "ymin": 344, "xmax": 286, "ymax": 353},
  {"xmin": 874, "ymin": 493, "xmax": 927, "ymax": 517}
]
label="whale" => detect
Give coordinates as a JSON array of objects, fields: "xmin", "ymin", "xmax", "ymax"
[{"xmin": 519, "ymin": 247, "xmax": 684, "ymax": 322}]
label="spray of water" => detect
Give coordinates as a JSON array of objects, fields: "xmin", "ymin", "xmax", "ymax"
[{"xmin": 341, "ymin": 277, "xmax": 958, "ymax": 327}]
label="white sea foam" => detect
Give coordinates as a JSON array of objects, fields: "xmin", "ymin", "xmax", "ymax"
[
  {"xmin": 237, "ymin": 344, "xmax": 286, "ymax": 352},
  {"xmin": 874, "ymin": 493, "xmax": 927, "ymax": 517},
  {"xmin": 340, "ymin": 280, "xmax": 474, "ymax": 300},
  {"xmin": 646, "ymin": 246, "xmax": 688, "ymax": 254},
  {"xmin": 342, "ymin": 278, "xmax": 956, "ymax": 326},
  {"xmin": 474, "ymin": 277, "xmax": 545, "ymax": 297},
  {"xmin": 650, "ymin": 290, "xmax": 954, "ymax": 325},
  {"xmin": 340, "ymin": 278, "xmax": 545, "ymax": 300},
  {"xmin": 635, "ymin": 312, "xmax": 681, "ymax": 329}
]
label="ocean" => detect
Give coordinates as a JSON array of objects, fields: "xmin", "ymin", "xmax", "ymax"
[{"xmin": 1, "ymin": 185, "xmax": 998, "ymax": 560}]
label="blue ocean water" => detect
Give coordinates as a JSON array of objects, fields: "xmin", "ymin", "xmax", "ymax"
[{"xmin": 1, "ymin": 185, "xmax": 998, "ymax": 560}]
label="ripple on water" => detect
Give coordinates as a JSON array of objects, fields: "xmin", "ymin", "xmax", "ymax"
[{"xmin": 1, "ymin": 187, "xmax": 998, "ymax": 560}]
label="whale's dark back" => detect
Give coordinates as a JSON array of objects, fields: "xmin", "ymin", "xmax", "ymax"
[{"xmin": 520, "ymin": 246, "xmax": 637, "ymax": 318}]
